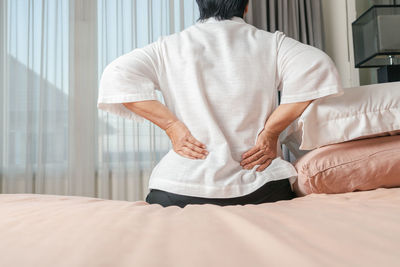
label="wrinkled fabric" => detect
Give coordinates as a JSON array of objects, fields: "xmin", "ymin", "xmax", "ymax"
[{"xmin": 1, "ymin": 190, "xmax": 400, "ymax": 267}]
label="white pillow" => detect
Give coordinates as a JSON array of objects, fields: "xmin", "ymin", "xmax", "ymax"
[{"xmin": 279, "ymin": 81, "xmax": 400, "ymax": 152}]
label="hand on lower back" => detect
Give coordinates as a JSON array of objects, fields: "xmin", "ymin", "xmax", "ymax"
[
  {"xmin": 240, "ymin": 100, "xmax": 312, "ymax": 171},
  {"xmin": 165, "ymin": 120, "xmax": 209, "ymax": 160},
  {"xmin": 240, "ymin": 128, "xmax": 278, "ymax": 172}
]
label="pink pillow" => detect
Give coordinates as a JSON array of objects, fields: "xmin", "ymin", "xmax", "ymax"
[{"xmin": 293, "ymin": 135, "xmax": 400, "ymax": 196}]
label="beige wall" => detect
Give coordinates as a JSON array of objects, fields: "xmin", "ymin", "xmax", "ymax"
[
  {"xmin": 321, "ymin": 0, "xmax": 380, "ymax": 87},
  {"xmin": 321, "ymin": 0, "xmax": 360, "ymax": 87}
]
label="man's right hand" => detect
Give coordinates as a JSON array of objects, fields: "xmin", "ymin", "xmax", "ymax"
[
  {"xmin": 239, "ymin": 128, "xmax": 278, "ymax": 172},
  {"xmin": 240, "ymin": 100, "xmax": 313, "ymax": 172}
]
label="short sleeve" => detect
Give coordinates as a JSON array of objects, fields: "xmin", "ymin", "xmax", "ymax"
[
  {"xmin": 275, "ymin": 31, "xmax": 344, "ymax": 104},
  {"xmin": 97, "ymin": 37, "xmax": 163, "ymax": 122}
]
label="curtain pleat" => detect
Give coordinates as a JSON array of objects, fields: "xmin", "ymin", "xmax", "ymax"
[
  {"xmin": 25, "ymin": 0, "xmax": 33, "ymax": 192},
  {"xmin": 0, "ymin": 0, "xmax": 8, "ymax": 193}
]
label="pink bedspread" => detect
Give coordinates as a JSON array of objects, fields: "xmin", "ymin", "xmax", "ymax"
[{"xmin": 1, "ymin": 188, "xmax": 400, "ymax": 267}]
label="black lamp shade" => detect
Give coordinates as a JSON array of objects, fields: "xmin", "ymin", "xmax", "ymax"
[{"xmin": 352, "ymin": 5, "xmax": 400, "ymax": 68}]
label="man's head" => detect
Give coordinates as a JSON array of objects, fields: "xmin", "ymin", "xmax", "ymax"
[{"xmin": 196, "ymin": 0, "xmax": 249, "ymax": 22}]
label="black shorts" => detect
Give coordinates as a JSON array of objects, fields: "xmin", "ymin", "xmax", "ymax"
[{"xmin": 145, "ymin": 178, "xmax": 296, "ymax": 208}]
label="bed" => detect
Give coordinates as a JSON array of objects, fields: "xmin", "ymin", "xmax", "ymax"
[{"xmin": 1, "ymin": 188, "xmax": 399, "ymax": 267}]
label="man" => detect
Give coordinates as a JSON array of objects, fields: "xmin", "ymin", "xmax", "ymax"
[{"xmin": 97, "ymin": 0, "xmax": 343, "ymax": 208}]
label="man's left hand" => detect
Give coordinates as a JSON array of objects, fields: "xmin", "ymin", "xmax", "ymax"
[{"xmin": 165, "ymin": 120, "xmax": 209, "ymax": 160}]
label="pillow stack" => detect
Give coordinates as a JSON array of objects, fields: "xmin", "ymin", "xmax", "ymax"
[{"xmin": 279, "ymin": 81, "xmax": 400, "ymax": 196}]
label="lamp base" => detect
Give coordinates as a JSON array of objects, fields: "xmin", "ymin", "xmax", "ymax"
[{"xmin": 377, "ymin": 65, "xmax": 400, "ymax": 83}]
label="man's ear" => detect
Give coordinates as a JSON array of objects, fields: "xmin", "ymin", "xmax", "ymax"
[{"xmin": 244, "ymin": 3, "xmax": 248, "ymax": 14}]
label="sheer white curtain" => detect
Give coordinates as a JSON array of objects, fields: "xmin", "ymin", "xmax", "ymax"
[
  {"xmin": 0, "ymin": 0, "xmax": 70, "ymax": 194},
  {"xmin": 0, "ymin": 0, "xmax": 200, "ymax": 201}
]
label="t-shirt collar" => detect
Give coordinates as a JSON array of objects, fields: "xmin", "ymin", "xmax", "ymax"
[{"xmin": 197, "ymin": 16, "xmax": 246, "ymax": 24}]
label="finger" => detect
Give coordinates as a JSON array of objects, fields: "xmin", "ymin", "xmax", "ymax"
[
  {"xmin": 241, "ymin": 146, "xmax": 260, "ymax": 160},
  {"xmin": 242, "ymin": 154, "xmax": 268, "ymax": 169},
  {"xmin": 184, "ymin": 141, "xmax": 208, "ymax": 155},
  {"xmin": 256, "ymin": 158, "xmax": 273, "ymax": 172},
  {"xmin": 243, "ymin": 154, "xmax": 270, "ymax": 170},
  {"xmin": 188, "ymin": 135, "xmax": 206, "ymax": 149},
  {"xmin": 182, "ymin": 146, "xmax": 206, "ymax": 159},
  {"xmin": 240, "ymin": 150, "xmax": 263, "ymax": 166}
]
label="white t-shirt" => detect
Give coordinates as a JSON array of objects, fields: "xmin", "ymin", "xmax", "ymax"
[{"xmin": 97, "ymin": 16, "xmax": 343, "ymax": 198}]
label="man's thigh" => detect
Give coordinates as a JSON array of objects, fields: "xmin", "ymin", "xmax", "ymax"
[
  {"xmin": 251, "ymin": 178, "xmax": 296, "ymax": 204},
  {"xmin": 145, "ymin": 179, "xmax": 295, "ymax": 208},
  {"xmin": 146, "ymin": 189, "xmax": 229, "ymax": 208}
]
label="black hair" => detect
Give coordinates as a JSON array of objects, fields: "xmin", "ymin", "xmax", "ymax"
[{"xmin": 195, "ymin": 0, "xmax": 249, "ymax": 22}]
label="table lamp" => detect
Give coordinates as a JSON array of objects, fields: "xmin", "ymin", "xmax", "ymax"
[{"xmin": 352, "ymin": 5, "xmax": 400, "ymax": 83}]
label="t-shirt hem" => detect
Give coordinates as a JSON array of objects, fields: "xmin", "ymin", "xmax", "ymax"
[
  {"xmin": 148, "ymin": 174, "xmax": 298, "ymax": 199},
  {"xmin": 97, "ymin": 93, "xmax": 161, "ymax": 122},
  {"xmin": 97, "ymin": 92, "xmax": 159, "ymax": 104}
]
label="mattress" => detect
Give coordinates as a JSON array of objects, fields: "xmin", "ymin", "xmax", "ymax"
[{"xmin": 0, "ymin": 188, "xmax": 399, "ymax": 267}]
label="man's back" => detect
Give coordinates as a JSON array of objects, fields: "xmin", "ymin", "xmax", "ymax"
[
  {"xmin": 139, "ymin": 16, "xmax": 302, "ymax": 198},
  {"xmin": 158, "ymin": 17, "xmax": 278, "ymax": 162}
]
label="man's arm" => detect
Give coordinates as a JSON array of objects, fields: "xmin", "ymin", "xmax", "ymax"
[
  {"xmin": 123, "ymin": 101, "xmax": 209, "ymax": 159},
  {"xmin": 123, "ymin": 100, "xmax": 178, "ymax": 131},
  {"xmin": 263, "ymin": 100, "xmax": 312, "ymax": 138},
  {"xmin": 240, "ymin": 100, "xmax": 312, "ymax": 171}
]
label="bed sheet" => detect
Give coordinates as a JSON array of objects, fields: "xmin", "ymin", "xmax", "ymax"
[{"xmin": 0, "ymin": 188, "xmax": 399, "ymax": 267}]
